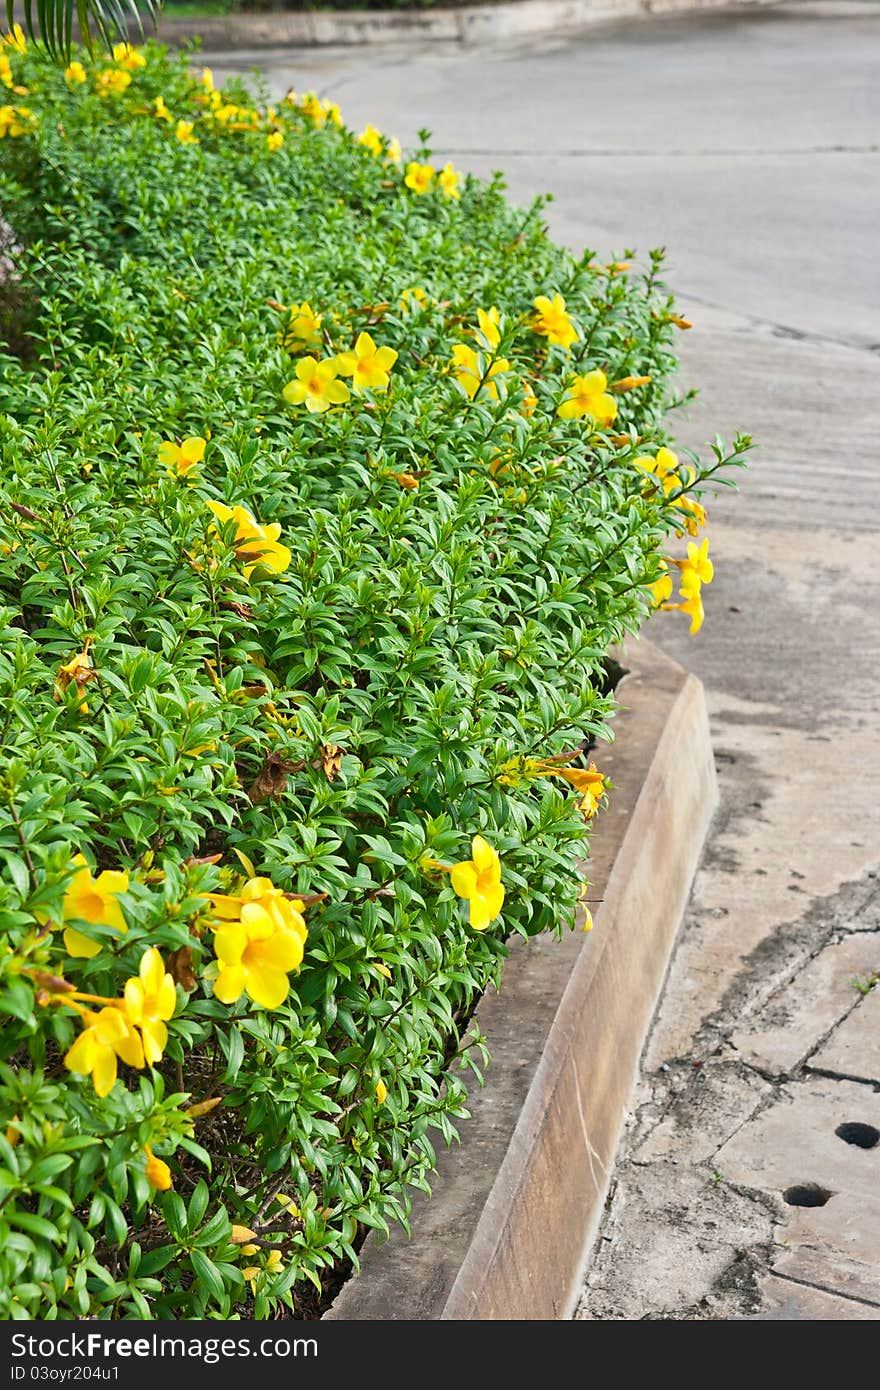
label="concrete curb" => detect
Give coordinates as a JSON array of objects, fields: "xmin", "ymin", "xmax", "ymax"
[
  {"xmin": 156, "ymin": 0, "xmax": 777, "ymax": 51},
  {"xmin": 327, "ymin": 635, "xmax": 717, "ymax": 1320}
]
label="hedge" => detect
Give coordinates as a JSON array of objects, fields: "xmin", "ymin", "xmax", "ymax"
[{"xmin": 0, "ymin": 33, "xmax": 749, "ymax": 1319}]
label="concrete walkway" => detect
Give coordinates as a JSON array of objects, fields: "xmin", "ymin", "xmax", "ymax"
[{"xmin": 207, "ymin": 2, "xmax": 880, "ymax": 1319}]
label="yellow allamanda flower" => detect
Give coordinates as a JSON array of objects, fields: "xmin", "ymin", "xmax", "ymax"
[
  {"xmin": 54, "ymin": 641, "xmax": 96, "ymax": 714},
  {"xmin": 336, "ymin": 331, "xmax": 398, "ymax": 394},
  {"xmin": 634, "ymin": 445, "xmax": 683, "ymax": 493},
  {"xmin": 673, "ymin": 537, "xmax": 714, "ymax": 597},
  {"xmin": 61, "ymin": 854, "xmax": 128, "ymax": 958},
  {"xmin": 282, "ymin": 301, "xmax": 323, "ymax": 353},
  {"xmin": 676, "ymin": 492, "xmax": 708, "ymax": 536},
  {"xmin": 451, "ymin": 343, "xmax": 511, "ymax": 401},
  {"xmin": 153, "ymin": 95, "xmax": 173, "ymax": 123},
  {"xmin": 386, "ymin": 136, "xmax": 402, "ymax": 164},
  {"xmin": 124, "ymin": 947, "xmax": 177, "ymax": 1065},
  {"xmin": 665, "ymin": 587, "xmax": 705, "ymax": 634},
  {"xmin": 475, "ymin": 306, "xmax": 501, "ymax": 351},
  {"xmin": 1, "ymin": 25, "xmax": 27, "ymax": 53},
  {"xmin": 439, "ymin": 163, "xmax": 460, "ymax": 200},
  {"xmin": 64, "ymin": 61, "xmax": 87, "ymax": 85},
  {"xmin": 282, "ymin": 355, "xmax": 350, "ymax": 414},
  {"xmin": 404, "ymin": 161, "xmax": 434, "ymax": 194},
  {"xmin": 375, "ymin": 1080, "xmax": 388, "ymax": 1105},
  {"xmin": 399, "ymin": 286, "xmax": 427, "ymax": 314},
  {"xmin": 531, "ymin": 292, "xmax": 578, "ymax": 351},
  {"xmin": 0, "ymin": 104, "xmax": 35, "ymax": 137},
  {"xmin": 557, "ymin": 370, "xmax": 618, "ymax": 426},
  {"xmin": 648, "ymin": 559, "xmax": 673, "ymax": 606},
  {"xmin": 357, "ymin": 123, "xmax": 383, "ymax": 156},
  {"xmin": 175, "ymin": 120, "xmax": 199, "ymax": 145},
  {"xmin": 96, "ymin": 68, "xmax": 131, "ymax": 97},
  {"xmin": 112, "ymin": 43, "xmax": 146, "ymax": 71},
  {"xmin": 64, "ymin": 1006, "xmax": 144, "ymax": 1098},
  {"xmin": 144, "ymin": 1145, "xmax": 173, "ymax": 1190},
  {"xmin": 0, "ymin": 55, "xmax": 12, "ymax": 88},
  {"xmin": 447, "ymin": 836, "xmax": 505, "ymax": 932},
  {"xmin": 158, "ymin": 435, "xmax": 205, "ymax": 476},
  {"xmin": 266, "ymin": 130, "xmax": 284, "ymax": 152},
  {"xmin": 206, "ymin": 499, "xmax": 292, "ymax": 578},
  {"xmin": 207, "ymin": 878, "xmax": 308, "ymax": 1010}
]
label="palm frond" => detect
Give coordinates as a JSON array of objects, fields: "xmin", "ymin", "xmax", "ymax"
[{"xmin": 8, "ymin": 0, "xmax": 160, "ymax": 62}]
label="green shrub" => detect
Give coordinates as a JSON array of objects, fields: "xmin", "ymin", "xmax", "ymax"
[{"xmin": 0, "ymin": 35, "xmax": 748, "ymax": 1319}]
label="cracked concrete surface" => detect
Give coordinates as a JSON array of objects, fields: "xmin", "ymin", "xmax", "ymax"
[{"xmin": 206, "ymin": 2, "xmax": 880, "ymax": 1319}]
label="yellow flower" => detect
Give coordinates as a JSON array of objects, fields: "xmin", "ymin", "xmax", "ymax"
[
  {"xmin": 61, "ymin": 854, "xmax": 129, "ymax": 959},
  {"xmin": 675, "ymin": 493, "xmax": 707, "ymax": 536},
  {"xmin": 266, "ymin": 130, "xmax": 284, "ymax": 152},
  {"xmin": 448, "ymin": 836, "xmax": 504, "ymax": 931},
  {"xmin": 336, "ymin": 331, "xmax": 398, "ymax": 394},
  {"xmin": 520, "ymin": 380, "xmax": 538, "ymax": 418},
  {"xmin": 648, "ymin": 560, "xmax": 673, "ymax": 606},
  {"xmin": 200, "ymin": 67, "xmax": 215, "ymax": 93},
  {"xmin": 153, "ymin": 95, "xmax": 172, "ymax": 122},
  {"xmin": 0, "ymin": 103, "xmax": 34, "ymax": 137},
  {"xmin": 323, "ymin": 100, "xmax": 342, "ymax": 126},
  {"xmin": 283, "ymin": 301, "xmax": 323, "ymax": 354},
  {"xmin": 673, "ymin": 537, "xmax": 714, "ymax": 596},
  {"xmin": 124, "ymin": 948, "xmax": 177, "ymax": 1065},
  {"xmin": 357, "ymin": 123, "xmax": 383, "ymax": 156},
  {"xmin": 112, "ymin": 43, "xmax": 146, "ymax": 71},
  {"xmin": 0, "ymin": 55, "xmax": 11, "ymax": 88},
  {"xmin": 557, "ymin": 370, "xmax": 618, "ymax": 426},
  {"xmin": 64, "ymin": 1006, "xmax": 144, "ymax": 1097},
  {"xmin": 451, "ymin": 344, "xmax": 510, "ymax": 401},
  {"xmin": 64, "ymin": 61, "xmax": 87, "ymax": 85},
  {"xmin": 282, "ymin": 356, "xmax": 350, "ymax": 414},
  {"xmin": 144, "ymin": 1145, "xmax": 173, "ymax": 1190},
  {"xmin": 399, "ymin": 286, "xmax": 427, "ymax": 313},
  {"xmin": 54, "ymin": 642, "xmax": 96, "ymax": 714},
  {"xmin": 1, "ymin": 25, "xmax": 27, "ymax": 53},
  {"xmin": 386, "ymin": 136, "xmax": 402, "ymax": 164},
  {"xmin": 612, "ymin": 374, "xmax": 652, "ymax": 392},
  {"xmin": 206, "ymin": 499, "xmax": 292, "ymax": 578},
  {"xmin": 475, "ymin": 306, "xmax": 501, "ymax": 351},
  {"xmin": 375, "ymin": 1079, "xmax": 388, "ymax": 1105},
  {"xmin": 634, "ymin": 445, "xmax": 682, "ymax": 492},
  {"xmin": 208, "ymin": 878, "xmax": 308, "ymax": 1009},
  {"xmin": 175, "ymin": 120, "xmax": 199, "ymax": 145},
  {"xmin": 96, "ymin": 68, "xmax": 132, "ymax": 97},
  {"xmin": 669, "ymin": 588, "xmax": 705, "ymax": 634},
  {"xmin": 299, "ymin": 92, "xmax": 327, "ymax": 126},
  {"xmin": 158, "ymin": 435, "xmax": 205, "ymax": 477},
  {"xmin": 531, "ymin": 293, "xmax": 578, "ymax": 351},
  {"xmin": 439, "ymin": 162, "xmax": 460, "ymax": 200},
  {"xmin": 404, "ymin": 161, "xmax": 434, "ymax": 194}
]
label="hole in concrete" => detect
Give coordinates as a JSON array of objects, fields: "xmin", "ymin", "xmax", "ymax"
[
  {"xmin": 782, "ymin": 1184, "xmax": 833, "ymax": 1208},
  {"xmin": 835, "ymin": 1122, "xmax": 880, "ymax": 1150}
]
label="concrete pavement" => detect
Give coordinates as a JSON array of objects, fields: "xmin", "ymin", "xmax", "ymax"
[{"xmin": 206, "ymin": 3, "xmax": 880, "ymax": 1319}]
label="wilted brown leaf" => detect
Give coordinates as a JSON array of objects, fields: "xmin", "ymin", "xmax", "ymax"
[
  {"xmin": 167, "ymin": 946, "xmax": 197, "ymax": 990},
  {"xmin": 247, "ymin": 751, "xmax": 302, "ymax": 804},
  {"xmin": 320, "ymin": 742, "xmax": 343, "ymax": 781}
]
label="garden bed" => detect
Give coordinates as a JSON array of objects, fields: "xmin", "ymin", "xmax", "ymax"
[{"xmin": 0, "ymin": 37, "xmax": 745, "ymax": 1321}]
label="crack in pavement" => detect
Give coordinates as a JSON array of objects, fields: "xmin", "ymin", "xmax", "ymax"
[{"xmin": 771, "ymin": 1269, "xmax": 880, "ymax": 1311}]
